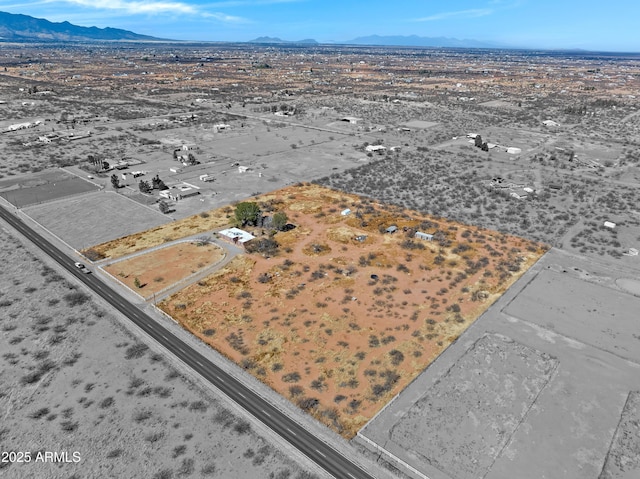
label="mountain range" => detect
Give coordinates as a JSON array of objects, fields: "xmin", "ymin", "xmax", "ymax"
[
  {"xmin": 0, "ymin": 11, "xmax": 499, "ymax": 48},
  {"xmin": 0, "ymin": 11, "xmax": 164, "ymax": 42}
]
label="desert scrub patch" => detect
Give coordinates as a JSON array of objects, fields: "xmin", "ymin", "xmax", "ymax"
[
  {"xmin": 125, "ymin": 343, "xmax": 148, "ymax": 359},
  {"xmin": 282, "ymin": 372, "xmax": 301, "ymax": 383},
  {"xmin": 63, "ymin": 291, "xmax": 90, "ymax": 307}
]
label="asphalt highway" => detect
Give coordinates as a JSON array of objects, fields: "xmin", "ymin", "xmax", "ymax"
[{"xmin": 0, "ymin": 205, "xmax": 377, "ymax": 479}]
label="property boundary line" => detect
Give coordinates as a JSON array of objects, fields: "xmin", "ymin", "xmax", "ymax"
[{"xmin": 355, "ymin": 432, "xmax": 430, "ymax": 479}]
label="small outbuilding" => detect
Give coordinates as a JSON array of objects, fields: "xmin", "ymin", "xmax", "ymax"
[
  {"xmin": 386, "ymin": 225, "xmax": 398, "ymax": 234},
  {"xmin": 365, "ymin": 145, "xmax": 387, "ymax": 153},
  {"xmin": 218, "ymin": 228, "xmax": 256, "ymax": 246},
  {"xmin": 603, "ymin": 221, "xmax": 616, "ymax": 229},
  {"xmin": 506, "ymin": 147, "xmax": 522, "ymax": 155},
  {"xmin": 415, "ymin": 231, "xmax": 434, "ymax": 241},
  {"xmin": 341, "ymin": 208, "xmax": 351, "ymax": 216}
]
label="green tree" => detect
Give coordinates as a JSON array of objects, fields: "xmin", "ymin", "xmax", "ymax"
[
  {"xmin": 159, "ymin": 200, "xmax": 170, "ymax": 214},
  {"xmin": 474, "ymin": 135, "xmax": 483, "ymax": 148},
  {"xmin": 133, "ymin": 277, "xmax": 141, "ymax": 288},
  {"xmin": 234, "ymin": 202, "xmax": 261, "ymax": 227},
  {"xmin": 110, "ymin": 174, "xmax": 120, "ymax": 189},
  {"xmin": 272, "ymin": 211, "xmax": 288, "ymax": 231}
]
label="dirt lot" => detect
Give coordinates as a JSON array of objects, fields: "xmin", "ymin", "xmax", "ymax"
[
  {"xmin": 0, "ymin": 171, "xmax": 98, "ymax": 208},
  {"xmin": 23, "ymin": 191, "xmax": 172, "ymax": 250},
  {"xmin": 0, "ymin": 223, "xmax": 321, "ymax": 479},
  {"xmin": 359, "ymin": 248, "xmax": 640, "ymax": 479},
  {"xmin": 104, "ymin": 241, "xmax": 225, "ymax": 297},
  {"xmin": 118, "ymin": 183, "xmax": 549, "ymax": 438}
]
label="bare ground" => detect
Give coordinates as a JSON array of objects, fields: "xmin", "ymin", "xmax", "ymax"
[{"xmin": 0, "ymin": 223, "xmax": 322, "ymax": 479}]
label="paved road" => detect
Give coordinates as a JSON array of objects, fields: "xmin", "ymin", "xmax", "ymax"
[{"xmin": 0, "ymin": 205, "xmax": 376, "ymax": 479}]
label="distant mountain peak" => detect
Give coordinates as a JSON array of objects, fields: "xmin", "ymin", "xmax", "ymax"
[
  {"xmin": 0, "ymin": 11, "xmax": 169, "ymax": 42},
  {"xmin": 249, "ymin": 36, "xmax": 318, "ymax": 45}
]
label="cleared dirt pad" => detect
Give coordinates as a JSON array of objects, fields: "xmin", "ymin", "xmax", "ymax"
[
  {"xmin": 390, "ymin": 334, "xmax": 558, "ymax": 479},
  {"xmin": 504, "ymin": 270, "xmax": 640, "ymax": 363},
  {"xmin": 104, "ymin": 241, "xmax": 225, "ymax": 296},
  {"xmin": 24, "ymin": 191, "xmax": 171, "ymax": 250}
]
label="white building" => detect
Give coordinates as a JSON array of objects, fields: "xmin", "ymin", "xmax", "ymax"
[{"xmin": 218, "ymin": 228, "xmax": 255, "ymax": 246}]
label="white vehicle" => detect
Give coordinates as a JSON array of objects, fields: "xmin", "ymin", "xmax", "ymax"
[{"xmin": 74, "ymin": 262, "xmax": 91, "ymax": 274}]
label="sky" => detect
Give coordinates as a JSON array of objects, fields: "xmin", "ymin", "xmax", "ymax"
[{"xmin": 1, "ymin": 0, "xmax": 639, "ymax": 52}]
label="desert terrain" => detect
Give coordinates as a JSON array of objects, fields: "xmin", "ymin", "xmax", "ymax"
[
  {"xmin": 0, "ymin": 223, "xmax": 324, "ymax": 479},
  {"xmin": 89, "ymin": 183, "xmax": 543, "ymax": 437},
  {"xmin": 1, "ymin": 41, "xmax": 639, "ymax": 479}
]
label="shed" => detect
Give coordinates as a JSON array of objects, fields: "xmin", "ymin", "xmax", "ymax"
[
  {"xmin": 341, "ymin": 208, "xmax": 351, "ymax": 216},
  {"xmin": 365, "ymin": 145, "xmax": 387, "ymax": 153},
  {"xmin": 415, "ymin": 231, "xmax": 434, "ymax": 241},
  {"xmin": 603, "ymin": 221, "xmax": 616, "ymax": 229},
  {"xmin": 340, "ymin": 117, "xmax": 361, "ymax": 124},
  {"xmin": 506, "ymin": 147, "xmax": 522, "ymax": 155},
  {"xmin": 218, "ymin": 228, "xmax": 255, "ymax": 246},
  {"xmin": 386, "ymin": 225, "xmax": 398, "ymax": 234}
]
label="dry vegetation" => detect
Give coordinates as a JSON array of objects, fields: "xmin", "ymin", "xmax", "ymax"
[
  {"xmin": 104, "ymin": 241, "xmax": 225, "ymax": 297},
  {"xmin": 0, "ymin": 225, "xmax": 320, "ymax": 479},
  {"xmin": 152, "ymin": 183, "xmax": 546, "ymax": 437}
]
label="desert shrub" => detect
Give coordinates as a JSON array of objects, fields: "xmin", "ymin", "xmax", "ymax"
[
  {"xmin": 21, "ymin": 371, "xmax": 43, "ymax": 385},
  {"xmin": 201, "ymin": 463, "xmax": 217, "ymax": 476},
  {"xmin": 133, "ymin": 410, "xmax": 152, "ymax": 422},
  {"xmin": 189, "ymin": 401, "xmax": 208, "ymax": 412},
  {"xmin": 83, "ymin": 248, "xmax": 105, "ymax": 261},
  {"xmin": 177, "ymin": 458, "xmax": 195, "ymax": 476},
  {"xmin": 125, "ymin": 343, "xmax": 148, "ymax": 359},
  {"xmin": 282, "ymin": 372, "xmax": 301, "ymax": 383},
  {"xmin": 297, "ymin": 397, "xmax": 319, "ymax": 411},
  {"xmin": 99, "ymin": 397, "xmax": 114, "ymax": 409},
  {"xmin": 106, "ymin": 449, "xmax": 123, "ymax": 459},
  {"xmin": 225, "ymin": 332, "xmax": 249, "ymax": 355},
  {"xmin": 245, "ymin": 237, "xmax": 279, "ymax": 256},
  {"xmin": 389, "ymin": 349, "xmax": 405, "ymax": 365},
  {"xmin": 152, "ymin": 469, "xmax": 173, "ymax": 479},
  {"xmin": 60, "ymin": 421, "xmax": 78, "ymax": 432},
  {"xmin": 289, "ymin": 384, "xmax": 304, "ymax": 397},
  {"xmin": 202, "ymin": 328, "xmax": 216, "ymax": 337},
  {"xmin": 64, "ymin": 291, "xmax": 90, "ymax": 307},
  {"xmin": 145, "ymin": 431, "xmax": 165, "ymax": 443},
  {"xmin": 334, "ymin": 395, "xmax": 347, "ymax": 403},
  {"xmin": 233, "ymin": 420, "xmax": 251, "ymax": 435},
  {"xmin": 30, "ymin": 408, "xmax": 50, "ymax": 419}
]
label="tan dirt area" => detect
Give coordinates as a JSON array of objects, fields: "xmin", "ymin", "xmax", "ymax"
[
  {"xmin": 0, "ymin": 224, "xmax": 321, "ymax": 479},
  {"xmin": 359, "ymin": 248, "xmax": 640, "ymax": 479},
  {"xmin": 134, "ymin": 183, "xmax": 549, "ymax": 438},
  {"xmin": 83, "ymin": 209, "xmax": 230, "ymax": 261},
  {"xmin": 103, "ymin": 241, "xmax": 225, "ymax": 297}
]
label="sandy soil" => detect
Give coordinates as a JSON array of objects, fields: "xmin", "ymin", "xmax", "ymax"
[
  {"xmin": 0, "ymin": 224, "xmax": 321, "ymax": 479},
  {"xmin": 104, "ymin": 241, "xmax": 225, "ymax": 297},
  {"xmin": 147, "ymin": 183, "xmax": 546, "ymax": 438},
  {"xmin": 359, "ymin": 248, "xmax": 640, "ymax": 479}
]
